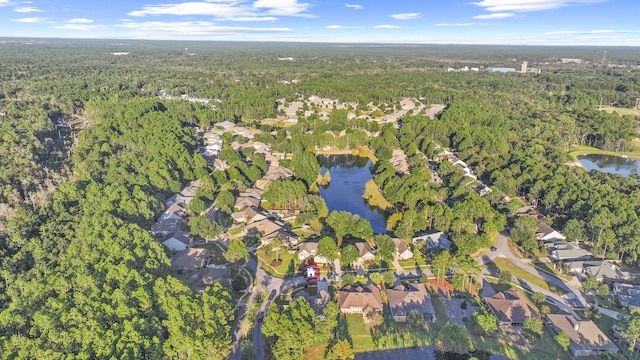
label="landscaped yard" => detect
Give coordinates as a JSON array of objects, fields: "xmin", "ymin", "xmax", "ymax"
[
  {"xmin": 256, "ymin": 248, "xmax": 306, "ymax": 278},
  {"xmin": 344, "ymin": 314, "xmax": 438, "ymax": 353},
  {"xmin": 489, "ymin": 258, "xmax": 568, "ymax": 295}
]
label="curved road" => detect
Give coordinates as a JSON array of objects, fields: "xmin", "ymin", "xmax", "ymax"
[{"xmin": 478, "ymin": 232, "xmax": 589, "ymax": 309}]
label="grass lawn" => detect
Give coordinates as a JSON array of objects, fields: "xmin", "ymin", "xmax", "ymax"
[
  {"xmin": 192, "ymin": 242, "xmax": 228, "ymax": 265},
  {"xmin": 472, "ymin": 328, "xmax": 573, "ymax": 360},
  {"xmin": 256, "ymin": 248, "xmax": 302, "ymax": 278},
  {"xmin": 599, "ymin": 106, "xmax": 640, "ymax": 117},
  {"xmin": 568, "ymin": 144, "xmax": 640, "ymax": 161},
  {"xmin": 305, "ymin": 344, "xmax": 328, "ymax": 360},
  {"xmin": 489, "ymin": 258, "xmax": 568, "ymax": 295},
  {"xmin": 227, "ymin": 226, "xmax": 243, "ymax": 236},
  {"xmin": 534, "ymin": 261, "xmax": 573, "ymax": 282},
  {"xmin": 344, "ymin": 315, "xmax": 438, "ymax": 353}
]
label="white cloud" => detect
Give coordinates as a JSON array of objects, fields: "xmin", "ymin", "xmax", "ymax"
[
  {"xmin": 344, "ymin": 3, "xmax": 362, "ymax": 10},
  {"xmin": 469, "ymin": 0, "xmax": 605, "ymax": 13},
  {"xmin": 11, "ymin": 17, "xmax": 47, "ymax": 23},
  {"xmin": 253, "ymin": 0, "xmax": 311, "ymax": 15},
  {"xmin": 117, "ymin": 20, "xmax": 294, "ymax": 36},
  {"xmin": 14, "ymin": 6, "xmax": 44, "ymax": 13},
  {"xmin": 68, "ymin": 18, "xmax": 94, "ymax": 23},
  {"xmin": 128, "ymin": 0, "xmax": 312, "ymax": 19},
  {"xmin": 473, "ymin": 12, "xmax": 514, "ymax": 19},
  {"xmin": 325, "ymin": 24, "xmax": 362, "ymax": 29},
  {"xmin": 391, "ymin": 12, "xmax": 421, "ymax": 20},
  {"xmin": 374, "ymin": 24, "xmax": 400, "ymax": 29},
  {"xmin": 55, "ymin": 23, "xmax": 107, "ymax": 31},
  {"xmin": 434, "ymin": 22, "xmax": 493, "ymax": 26}
]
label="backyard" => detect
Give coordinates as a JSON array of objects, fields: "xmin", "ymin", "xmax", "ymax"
[
  {"xmin": 192, "ymin": 242, "xmax": 227, "ymax": 265},
  {"xmin": 488, "ymin": 258, "xmax": 568, "ymax": 295}
]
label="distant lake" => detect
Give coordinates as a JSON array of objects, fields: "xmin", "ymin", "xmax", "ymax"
[
  {"xmin": 317, "ymin": 154, "xmax": 387, "ymax": 233},
  {"xmin": 578, "ymin": 153, "xmax": 640, "ymax": 177}
]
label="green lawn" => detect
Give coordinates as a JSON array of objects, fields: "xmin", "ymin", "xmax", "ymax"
[
  {"xmin": 344, "ymin": 315, "xmax": 438, "ymax": 353},
  {"xmin": 489, "ymin": 258, "xmax": 568, "ymax": 295},
  {"xmin": 256, "ymin": 249, "xmax": 302, "ymax": 278},
  {"xmin": 534, "ymin": 261, "xmax": 573, "ymax": 282},
  {"xmin": 568, "ymin": 144, "xmax": 640, "ymax": 161},
  {"xmin": 363, "ymin": 179, "xmax": 393, "ymax": 210},
  {"xmin": 599, "ymin": 106, "xmax": 640, "ymax": 117}
]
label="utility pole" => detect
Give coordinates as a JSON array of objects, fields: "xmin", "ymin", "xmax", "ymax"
[
  {"xmin": 635, "ymin": 98, "xmax": 640, "ymax": 110},
  {"xmin": 599, "ymin": 98, "xmax": 603, "ymax": 110},
  {"xmin": 602, "ymin": 50, "xmax": 607, "ymax": 63}
]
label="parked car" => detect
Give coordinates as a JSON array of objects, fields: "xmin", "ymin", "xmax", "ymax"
[
  {"xmin": 268, "ymin": 289, "xmax": 277, "ymax": 301},
  {"xmin": 490, "ymin": 246, "xmax": 497, "ymax": 251},
  {"xmin": 257, "ymin": 312, "xmax": 264, "ymax": 322}
]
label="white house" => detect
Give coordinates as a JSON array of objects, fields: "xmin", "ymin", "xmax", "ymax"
[{"xmin": 393, "ymin": 238, "xmax": 413, "ymax": 260}]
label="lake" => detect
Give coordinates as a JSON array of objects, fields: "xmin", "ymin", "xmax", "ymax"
[
  {"xmin": 317, "ymin": 154, "xmax": 387, "ymax": 233},
  {"xmin": 578, "ymin": 153, "xmax": 640, "ymax": 177}
]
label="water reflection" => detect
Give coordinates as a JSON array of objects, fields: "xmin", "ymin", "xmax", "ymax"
[
  {"xmin": 317, "ymin": 154, "xmax": 387, "ymax": 233},
  {"xmin": 578, "ymin": 154, "xmax": 640, "ymax": 177}
]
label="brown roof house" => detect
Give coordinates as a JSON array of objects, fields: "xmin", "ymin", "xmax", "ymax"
[
  {"xmin": 171, "ymin": 248, "xmax": 209, "ymax": 272},
  {"xmin": 387, "ymin": 283, "xmax": 436, "ymax": 323},
  {"xmin": 547, "ymin": 313, "xmax": 618, "ymax": 357},
  {"xmin": 484, "ymin": 289, "xmax": 538, "ymax": 327},
  {"xmin": 536, "ymin": 222, "xmax": 566, "ymax": 243},
  {"xmin": 297, "ymin": 240, "xmax": 329, "ymax": 263},
  {"xmin": 161, "ymin": 230, "xmax": 193, "ymax": 252},
  {"xmin": 234, "ymin": 196, "xmax": 261, "ymax": 211},
  {"xmin": 231, "ymin": 206, "xmax": 268, "ymax": 224},
  {"xmin": 339, "ymin": 284, "xmax": 383, "ymax": 321}
]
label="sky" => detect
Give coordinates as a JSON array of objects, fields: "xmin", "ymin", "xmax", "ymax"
[{"xmin": 1, "ymin": 0, "xmax": 640, "ymax": 45}]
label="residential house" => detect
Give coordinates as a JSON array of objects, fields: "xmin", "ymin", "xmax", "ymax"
[
  {"xmin": 171, "ymin": 248, "xmax": 209, "ymax": 272},
  {"xmin": 215, "ymin": 120, "xmax": 236, "ymax": 132},
  {"xmin": 165, "ymin": 179, "xmax": 201, "ymax": 207},
  {"xmin": 234, "ymin": 196, "xmax": 261, "ymax": 211},
  {"xmin": 387, "ymin": 283, "xmax": 436, "ymax": 323},
  {"xmin": 192, "ymin": 267, "xmax": 232, "ymax": 293},
  {"xmin": 246, "ymin": 219, "xmax": 298, "ymax": 246},
  {"xmin": 536, "ymin": 222, "xmax": 566, "ymax": 242},
  {"xmin": 297, "ymin": 241, "xmax": 329, "ymax": 263},
  {"xmin": 231, "ymin": 206, "xmax": 268, "ymax": 224},
  {"xmin": 484, "ymin": 289, "xmax": 538, "ymax": 327},
  {"xmin": 613, "ymin": 283, "xmax": 640, "ymax": 310},
  {"xmin": 390, "ymin": 149, "xmax": 410, "ymax": 174},
  {"xmin": 551, "ymin": 247, "xmax": 592, "ymax": 262},
  {"xmin": 213, "ymin": 158, "xmax": 228, "ymax": 170},
  {"xmin": 338, "ymin": 284, "xmax": 383, "ymax": 319},
  {"xmin": 150, "ymin": 203, "xmax": 186, "ymax": 236},
  {"xmin": 238, "ymin": 188, "xmax": 264, "ymax": 200},
  {"xmin": 412, "ymin": 231, "xmax": 453, "ymax": 250},
  {"xmin": 263, "ymin": 165, "xmax": 294, "ymax": 181},
  {"xmin": 547, "ymin": 313, "xmax": 618, "ymax": 357},
  {"xmin": 355, "ymin": 242, "xmax": 376, "ymax": 263},
  {"xmin": 516, "ymin": 206, "xmax": 546, "ymax": 220},
  {"xmin": 162, "ymin": 230, "xmax": 193, "ymax": 252},
  {"xmin": 474, "ymin": 183, "xmax": 492, "ymax": 196},
  {"xmin": 568, "ymin": 261, "xmax": 632, "ymax": 282},
  {"xmin": 393, "ymin": 238, "xmax": 413, "ymax": 260}
]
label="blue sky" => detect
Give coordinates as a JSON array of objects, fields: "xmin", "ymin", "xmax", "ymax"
[{"xmin": 1, "ymin": 0, "xmax": 639, "ymax": 45}]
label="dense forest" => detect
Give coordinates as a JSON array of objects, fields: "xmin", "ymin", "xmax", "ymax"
[{"xmin": 0, "ymin": 38, "xmax": 639, "ymax": 358}]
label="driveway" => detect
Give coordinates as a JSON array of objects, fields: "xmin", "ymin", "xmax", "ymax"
[{"xmin": 477, "ymin": 232, "xmax": 588, "ymax": 310}]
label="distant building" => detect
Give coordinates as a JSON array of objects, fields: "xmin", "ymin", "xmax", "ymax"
[
  {"xmin": 412, "ymin": 231, "xmax": 453, "ymax": 250},
  {"xmin": 486, "ymin": 67, "xmax": 516, "ymax": 73},
  {"xmin": 561, "ymin": 58, "xmax": 583, "ymax": 64},
  {"xmin": 521, "ymin": 61, "xmax": 528, "ymax": 73}
]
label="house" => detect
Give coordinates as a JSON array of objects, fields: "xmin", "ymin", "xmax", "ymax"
[
  {"xmin": 484, "ymin": 289, "xmax": 538, "ymax": 327},
  {"xmin": 339, "ymin": 284, "xmax": 383, "ymax": 319},
  {"xmin": 263, "ymin": 165, "xmax": 294, "ymax": 181},
  {"xmin": 234, "ymin": 196, "xmax": 261, "ymax": 210},
  {"xmin": 246, "ymin": 218, "xmax": 283, "ymax": 238},
  {"xmin": 516, "ymin": 206, "xmax": 545, "ymax": 220},
  {"xmin": 393, "ymin": 238, "xmax": 413, "ymax": 260},
  {"xmin": 536, "ymin": 222, "xmax": 566, "ymax": 242},
  {"xmin": 579, "ymin": 261, "xmax": 632, "ymax": 282},
  {"xmin": 213, "ymin": 158, "xmax": 228, "ymax": 170},
  {"xmin": 215, "ymin": 120, "xmax": 236, "ymax": 131},
  {"xmin": 171, "ymin": 248, "xmax": 209, "ymax": 272},
  {"xmin": 355, "ymin": 242, "xmax": 376, "ymax": 263},
  {"xmin": 412, "ymin": 231, "xmax": 453, "ymax": 250},
  {"xmin": 547, "ymin": 313, "xmax": 618, "ymax": 357},
  {"xmin": 151, "ymin": 203, "xmax": 187, "ymax": 236},
  {"xmin": 192, "ymin": 267, "xmax": 232, "ymax": 293},
  {"xmin": 474, "ymin": 183, "xmax": 492, "ymax": 196},
  {"xmin": 297, "ymin": 241, "xmax": 329, "ymax": 263},
  {"xmin": 613, "ymin": 283, "xmax": 640, "ymax": 310},
  {"xmin": 265, "ymin": 228, "xmax": 299, "ymax": 247},
  {"xmin": 387, "ymin": 283, "xmax": 436, "ymax": 322},
  {"xmin": 231, "ymin": 206, "xmax": 268, "ymax": 224},
  {"xmin": 551, "ymin": 247, "xmax": 592, "ymax": 262},
  {"xmin": 162, "ymin": 230, "xmax": 193, "ymax": 251},
  {"xmin": 238, "ymin": 188, "xmax": 264, "ymax": 200}
]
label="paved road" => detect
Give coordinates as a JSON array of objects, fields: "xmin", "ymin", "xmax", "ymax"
[{"xmin": 478, "ymin": 232, "xmax": 589, "ymax": 309}]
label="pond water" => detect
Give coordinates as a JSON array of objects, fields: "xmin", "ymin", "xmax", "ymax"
[
  {"xmin": 578, "ymin": 153, "xmax": 640, "ymax": 177},
  {"xmin": 317, "ymin": 154, "xmax": 387, "ymax": 233}
]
